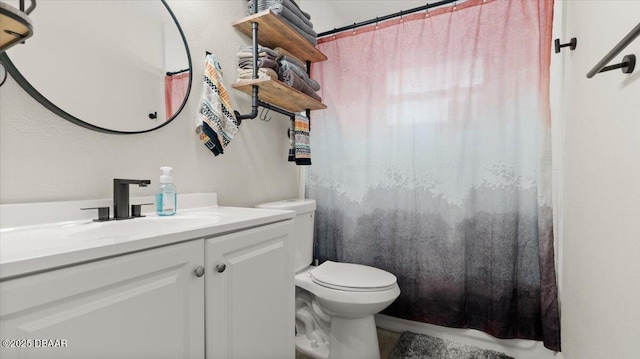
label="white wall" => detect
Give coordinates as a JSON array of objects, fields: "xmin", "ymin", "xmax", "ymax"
[
  {"xmin": 303, "ymin": 0, "xmax": 438, "ymax": 33},
  {"xmin": 0, "ymin": 1, "xmax": 299, "ymax": 207},
  {"xmin": 560, "ymin": 1, "xmax": 640, "ymax": 358}
]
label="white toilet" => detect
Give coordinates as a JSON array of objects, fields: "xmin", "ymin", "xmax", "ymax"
[{"xmin": 257, "ymin": 199, "xmax": 401, "ymax": 359}]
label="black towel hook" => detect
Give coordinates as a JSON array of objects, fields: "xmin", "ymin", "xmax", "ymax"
[
  {"xmin": 260, "ymin": 107, "xmax": 272, "ymax": 122},
  {"xmin": 554, "ymin": 38, "xmax": 577, "ymax": 53}
]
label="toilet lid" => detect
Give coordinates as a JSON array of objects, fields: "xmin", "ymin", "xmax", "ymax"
[{"xmin": 310, "ymin": 261, "xmax": 397, "ymax": 292}]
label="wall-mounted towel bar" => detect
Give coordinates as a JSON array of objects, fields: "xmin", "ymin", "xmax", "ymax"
[
  {"xmin": 587, "ymin": 22, "xmax": 640, "ymax": 78},
  {"xmin": 166, "ymin": 68, "xmax": 189, "ymax": 76}
]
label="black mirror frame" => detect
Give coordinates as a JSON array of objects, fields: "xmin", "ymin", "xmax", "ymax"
[{"xmin": 0, "ymin": 0, "xmax": 192, "ymax": 135}]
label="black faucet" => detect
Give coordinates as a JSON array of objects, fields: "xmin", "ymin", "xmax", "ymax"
[{"xmin": 113, "ymin": 179, "xmax": 151, "ymax": 220}]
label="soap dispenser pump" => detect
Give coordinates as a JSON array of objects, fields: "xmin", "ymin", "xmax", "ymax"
[{"xmin": 156, "ymin": 166, "xmax": 177, "ymax": 216}]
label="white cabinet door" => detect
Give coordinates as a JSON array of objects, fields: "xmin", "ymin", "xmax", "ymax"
[
  {"xmin": 0, "ymin": 240, "xmax": 205, "ymax": 359},
  {"xmin": 205, "ymin": 220, "xmax": 295, "ymax": 359}
]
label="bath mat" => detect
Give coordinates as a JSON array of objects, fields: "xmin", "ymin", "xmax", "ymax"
[{"xmin": 388, "ymin": 331, "xmax": 514, "ymax": 359}]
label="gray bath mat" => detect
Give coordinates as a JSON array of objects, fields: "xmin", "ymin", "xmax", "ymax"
[{"xmin": 389, "ymin": 331, "xmax": 514, "ymax": 359}]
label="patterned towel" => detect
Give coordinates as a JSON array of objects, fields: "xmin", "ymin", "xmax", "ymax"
[
  {"xmin": 288, "ymin": 118, "xmax": 296, "ymax": 162},
  {"xmin": 195, "ymin": 54, "xmax": 239, "ymax": 156},
  {"xmin": 292, "ymin": 113, "xmax": 311, "ymax": 165}
]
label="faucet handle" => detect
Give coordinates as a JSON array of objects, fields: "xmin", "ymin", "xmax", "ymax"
[
  {"xmin": 81, "ymin": 207, "xmax": 111, "ymax": 222},
  {"xmin": 131, "ymin": 203, "xmax": 154, "ymax": 218}
]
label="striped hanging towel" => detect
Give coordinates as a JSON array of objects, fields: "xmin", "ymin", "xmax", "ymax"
[
  {"xmin": 195, "ymin": 54, "xmax": 239, "ymax": 156},
  {"xmin": 293, "ymin": 113, "xmax": 311, "ymax": 165},
  {"xmin": 288, "ymin": 117, "xmax": 296, "ymax": 162}
]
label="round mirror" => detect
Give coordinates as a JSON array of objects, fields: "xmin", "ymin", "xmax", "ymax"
[{"xmin": 0, "ymin": 0, "xmax": 192, "ymax": 134}]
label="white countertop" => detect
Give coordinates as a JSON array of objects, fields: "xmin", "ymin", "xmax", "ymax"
[{"xmin": 0, "ymin": 194, "xmax": 295, "ymax": 280}]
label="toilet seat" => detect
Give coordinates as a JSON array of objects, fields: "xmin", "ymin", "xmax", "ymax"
[{"xmin": 310, "ymin": 261, "xmax": 397, "ymax": 292}]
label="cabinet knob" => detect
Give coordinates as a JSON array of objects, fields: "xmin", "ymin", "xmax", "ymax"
[
  {"xmin": 215, "ymin": 264, "xmax": 226, "ymax": 273},
  {"xmin": 194, "ymin": 266, "xmax": 205, "ymax": 277}
]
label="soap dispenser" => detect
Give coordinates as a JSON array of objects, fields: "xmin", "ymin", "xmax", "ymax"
[{"xmin": 156, "ymin": 166, "xmax": 177, "ymax": 216}]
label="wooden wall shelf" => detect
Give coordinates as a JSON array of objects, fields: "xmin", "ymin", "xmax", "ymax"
[
  {"xmin": 232, "ymin": 10, "xmax": 327, "ymax": 63},
  {"xmin": 233, "ymin": 79, "xmax": 326, "ymax": 113}
]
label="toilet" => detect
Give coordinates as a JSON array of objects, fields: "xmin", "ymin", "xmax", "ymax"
[{"xmin": 256, "ymin": 199, "xmax": 401, "ymax": 359}]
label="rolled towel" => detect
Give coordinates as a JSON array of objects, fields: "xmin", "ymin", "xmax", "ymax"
[
  {"xmin": 274, "ymin": 14, "xmax": 317, "ymax": 45},
  {"xmin": 237, "ymin": 68, "xmax": 279, "ymax": 81},
  {"xmin": 280, "ymin": 59, "xmax": 320, "ymax": 91},
  {"xmin": 248, "ymin": 1, "xmax": 317, "ymax": 45},
  {"xmin": 274, "ymin": 47, "xmax": 304, "ymax": 63},
  {"xmin": 290, "ymin": 0, "xmax": 311, "ymax": 20},
  {"xmin": 238, "ymin": 45, "xmax": 278, "ymax": 59},
  {"xmin": 280, "ymin": 69, "xmax": 322, "ymax": 102},
  {"xmin": 279, "ymin": 54, "xmax": 305, "ymax": 69},
  {"xmin": 248, "ymin": 0, "xmax": 312, "ymax": 25},
  {"xmin": 238, "ymin": 57, "xmax": 280, "ymax": 71},
  {"xmin": 195, "ymin": 54, "xmax": 239, "ymax": 156},
  {"xmin": 265, "ymin": 4, "xmax": 315, "ymax": 37},
  {"xmin": 237, "ymin": 52, "xmax": 277, "ymax": 61}
]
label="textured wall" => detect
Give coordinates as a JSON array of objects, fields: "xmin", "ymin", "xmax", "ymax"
[
  {"xmin": 561, "ymin": 1, "xmax": 640, "ymax": 358},
  {"xmin": 0, "ymin": 1, "xmax": 299, "ymax": 207}
]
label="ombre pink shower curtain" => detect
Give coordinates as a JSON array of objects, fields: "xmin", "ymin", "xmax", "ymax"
[
  {"xmin": 165, "ymin": 71, "xmax": 190, "ymax": 120},
  {"xmin": 307, "ymin": 0, "xmax": 560, "ymax": 351}
]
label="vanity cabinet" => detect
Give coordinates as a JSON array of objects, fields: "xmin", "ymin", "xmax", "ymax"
[
  {"xmin": 0, "ymin": 240, "xmax": 205, "ymax": 359},
  {"xmin": 205, "ymin": 220, "xmax": 294, "ymax": 359},
  {"xmin": 0, "ymin": 219, "xmax": 295, "ymax": 359}
]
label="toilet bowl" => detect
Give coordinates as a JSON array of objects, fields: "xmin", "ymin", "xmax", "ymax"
[
  {"xmin": 295, "ymin": 261, "xmax": 400, "ymax": 359},
  {"xmin": 256, "ymin": 199, "xmax": 401, "ymax": 359}
]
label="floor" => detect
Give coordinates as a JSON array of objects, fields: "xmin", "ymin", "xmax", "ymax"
[{"xmin": 296, "ymin": 328, "xmax": 402, "ymax": 359}]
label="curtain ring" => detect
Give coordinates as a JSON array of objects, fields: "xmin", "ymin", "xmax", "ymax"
[
  {"xmin": 453, "ymin": 2, "xmax": 457, "ymax": 10},
  {"xmin": 425, "ymin": 3, "xmax": 430, "ymax": 17},
  {"xmin": 400, "ymin": 10, "xmax": 404, "ymax": 22},
  {"xmin": 352, "ymin": 23, "xmax": 357, "ymax": 34},
  {"xmin": 375, "ymin": 17, "xmax": 379, "ymax": 29}
]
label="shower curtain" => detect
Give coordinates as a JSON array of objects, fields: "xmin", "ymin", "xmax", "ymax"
[
  {"xmin": 165, "ymin": 71, "xmax": 190, "ymax": 120},
  {"xmin": 307, "ymin": 0, "xmax": 560, "ymax": 351}
]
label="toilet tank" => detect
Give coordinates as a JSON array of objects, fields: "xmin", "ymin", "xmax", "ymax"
[{"xmin": 256, "ymin": 199, "xmax": 316, "ymax": 272}]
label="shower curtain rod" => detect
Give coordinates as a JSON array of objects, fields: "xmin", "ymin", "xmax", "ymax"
[{"xmin": 317, "ymin": 0, "xmax": 460, "ymax": 37}]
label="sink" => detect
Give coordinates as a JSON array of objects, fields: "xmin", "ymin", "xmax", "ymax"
[{"xmin": 63, "ymin": 213, "xmax": 226, "ymax": 240}]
